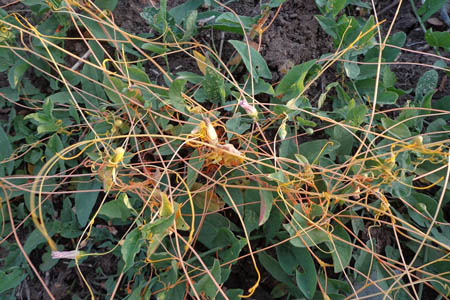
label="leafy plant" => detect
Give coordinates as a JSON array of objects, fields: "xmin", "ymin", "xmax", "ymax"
[{"xmin": 0, "ymin": 0, "xmax": 449, "ymax": 299}]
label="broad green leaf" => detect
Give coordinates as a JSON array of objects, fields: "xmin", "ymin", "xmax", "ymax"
[
  {"xmin": 258, "ymin": 190, "xmax": 273, "ymax": 226},
  {"xmin": 0, "ymin": 268, "xmax": 27, "ymax": 294},
  {"xmin": 276, "ymin": 243, "xmax": 297, "ymax": 275},
  {"xmin": 127, "ymin": 67, "xmax": 151, "ymax": 85},
  {"xmin": 326, "ymin": 222, "xmax": 352, "ymax": 273},
  {"xmin": 168, "ymin": 77, "xmax": 187, "ymax": 112},
  {"xmin": 141, "ymin": 214, "xmax": 175, "ymax": 237},
  {"xmin": 344, "ymin": 59, "xmax": 360, "ymax": 79},
  {"xmin": 347, "ymin": 104, "xmax": 368, "ymax": 126},
  {"xmin": 141, "ymin": 43, "xmax": 168, "ymax": 54},
  {"xmin": 103, "ymin": 75, "xmax": 128, "ymax": 105},
  {"xmin": 44, "ymin": 91, "xmax": 72, "ymax": 104},
  {"xmin": 212, "ymin": 228, "xmax": 246, "ymax": 262},
  {"xmin": 40, "ymin": 251, "xmax": 59, "ymax": 272},
  {"xmin": 8, "ymin": 61, "xmax": 29, "ymax": 89},
  {"xmin": 202, "ymin": 67, "xmax": 225, "ymax": 103},
  {"xmin": 121, "ymin": 228, "xmax": 144, "ymax": 272},
  {"xmin": 271, "ymin": 283, "xmax": 289, "ymax": 299},
  {"xmin": 377, "ymin": 91, "xmax": 399, "ymax": 105},
  {"xmin": 183, "ymin": 9, "xmax": 197, "ymax": 41},
  {"xmin": 332, "ymin": 126, "xmax": 354, "ymax": 159},
  {"xmin": 216, "ymin": 186, "xmax": 244, "ymax": 216},
  {"xmin": 75, "ymin": 178, "xmax": 101, "ymax": 227},
  {"xmin": 295, "ymin": 248, "xmax": 317, "ymax": 299},
  {"xmin": 284, "ymin": 205, "xmax": 330, "ymax": 248},
  {"xmin": 23, "ymin": 228, "xmax": 48, "ymax": 254},
  {"xmin": 258, "ymin": 252, "xmax": 294, "ymax": 285},
  {"xmin": 0, "ymin": 86, "xmax": 19, "ymax": 103},
  {"xmin": 298, "ymin": 139, "xmax": 341, "ymax": 163},
  {"xmin": 169, "ymin": 0, "xmax": 203, "ymax": 23},
  {"xmin": 229, "ymin": 40, "xmax": 272, "ymax": 80},
  {"xmin": 383, "ymin": 66, "xmax": 397, "ymax": 88},
  {"xmin": 275, "ymin": 60, "xmax": 316, "ymax": 96},
  {"xmin": 226, "ymin": 113, "xmax": 251, "ymax": 140},
  {"xmin": 0, "ymin": 126, "xmax": 13, "ymax": 176},
  {"xmin": 186, "ymin": 150, "xmax": 204, "ymax": 189},
  {"xmin": 265, "ymin": 0, "xmax": 289, "ymax": 7},
  {"xmin": 95, "ymin": 0, "xmax": 118, "ymax": 10},
  {"xmin": 418, "ymin": 0, "xmax": 448, "ymax": 21},
  {"xmin": 415, "ymin": 70, "xmax": 438, "ymax": 101},
  {"xmin": 316, "ymin": 15, "xmax": 337, "ymax": 39},
  {"xmin": 381, "ymin": 117, "xmax": 411, "ymax": 139},
  {"xmin": 193, "ymin": 259, "xmax": 222, "ymax": 299},
  {"xmin": 328, "ymin": 0, "xmax": 347, "ymax": 16},
  {"xmin": 99, "ymin": 197, "xmax": 132, "ymax": 220},
  {"xmin": 425, "ymin": 29, "xmax": 450, "ymax": 52},
  {"xmin": 214, "ymin": 13, "xmax": 258, "ymax": 35}
]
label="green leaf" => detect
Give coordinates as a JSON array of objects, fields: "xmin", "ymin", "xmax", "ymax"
[
  {"xmin": 226, "ymin": 113, "xmax": 251, "ymax": 140},
  {"xmin": 381, "ymin": 117, "xmax": 411, "ymax": 139},
  {"xmin": 169, "ymin": 0, "xmax": 203, "ymax": 24},
  {"xmin": 214, "ymin": 13, "xmax": 258, "ymax": 35},
  {"xmin": 229, "ymin": 40, "xmax": 272, "ymax": 80},
  {"xmin": 383, "ymin": 66, "xmax": 397, "ymax": 88},
  {"xmin": 0, "ymin": 87, "xmax": 19, "ymax": 103},
  {"xmin": 425, "ymin": 29, "xmax": 450, "ymax": 52},
  {"xmin": 377, "ymin": 91, "xmax": 399, "ymax": 105},
  {"xmin": 258, "ymin": 190, "xmax": 273, "ymax": 226},
  {"xmin": 276, "ymin": 243, "xmax": 297, "ymax": 275},
  {"xmin": 128, "ymin": 66, "xmax": 151, "ymax": 84},
  {"xmin": 168, "ymin": 77, "xmax": 187, "ymax": 112},
  {"xmin": 95, "ymin": 0, "xmax": 118, "ymax": 10},
  {"xmin": 344, "ymin": 58, "xmax": 360, "ymax": 79},
  {"xmin": 75, "ymin": 178, "xmax": 101, "ymax": 227},
  {"xmin": 347, "ymin": 104, "xmax": 368, "ymax": 126},
  {"xmin": 141, "ymin": 43, "xmax": 168, "ymax": 54},
  {"xmin": 141, "ymin": 214, "xmax": 175, "ymax": 236},
  {"xmin": 295, "ymin": 248, "xmax": 317, "ymax": 299},
  {"xmin": 0, "ymin": 268, "xmax": 27, "ymax": 294},
  {"xmin": 24, "ymin": 228, "xmax": 48, "ymax": 254},
  {"xmin": 326, "ymin": 222, "xmax": 352, "ymax": 273},
  {"xmin": 284, "ymin": 205, "xmax": 330, "ymax": 248},
  {"xmin": 193, "ymin": 259, "xmax": 222, "ymax": 299},
  {"xmin": 415, "ymin": 70, "xmax": 438, "ymax": 102},
  {"xmin": 316, "ymin": 15, "xmax": 337, "ymax": 39},
  {"xmin": 186, "ymin": 150, "xmax": 204, "ymax": 189},
  {"xmin": 275, "ymin": 60, "xmax": 316, "ymax": 96},
  {"xmin": 258, "ymin": 252, "xmax": 294, "ymax": 285},
  {"xmin": 103, "ymin": 75, "xmax": 127, "ymax": 105},
  {"xmin": 121, "ymin": 228, "xmax": 144, "ymax": 272},
  {"xmin": 298, "ymin": 139, "xmax": 341, "ymax": 163},
  {"xmin": 327, "ymin": 0, "xmax": 348, "ymax": 17},
  {"xmin": 202, "ymin": 67, "xmax": 225, "ymax": 104},
  {"xmin": 265, "ymin": 0, "xmax": 289, "ymax": 8},
  {"xmin": 183, "ymin": 9, "xmax": 197, "ymax": 41},
  {"xmin": 216, "ymin": 186, "xmax": 244, "ymax": 216},
  {"xmin": 8, "ymin": 61, "xmax": 29, "ymax": 89},
  {"xmin": 45, "ymin": 91, "xmax": 72, "ymax": 104},
  {"xmin": 0, "ymin": 126, "xmax": 13, "ymax": 176},
  {"xmin": 418, "ymin": 0, "xmax": 448, "ymax": 21},
  {"xmin": 99, "ymin": 197, "xmax": 132, "ymax": 220}
]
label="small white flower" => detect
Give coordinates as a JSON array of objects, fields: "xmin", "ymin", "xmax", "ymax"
[
  {"xmin": 51, "ymin": 250, "xmax": 80, "ymax": 260},
  {"xmin": 239, "ymin": 99, "xmax": 258, "ymax": 120}
]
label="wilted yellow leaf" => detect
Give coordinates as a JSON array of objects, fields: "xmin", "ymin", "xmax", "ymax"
[
  {"xmin": 192, "ymin": 183, "xmax": 224, "ymax": 212},
  {"xmin": 193, "ymin": 50, "xmax": 213, "ymax": 75}
]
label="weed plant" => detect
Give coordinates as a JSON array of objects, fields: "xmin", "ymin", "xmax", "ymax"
[{"xmin": 0, "ymin": 0, "xmax": 449, "ymax": 299}]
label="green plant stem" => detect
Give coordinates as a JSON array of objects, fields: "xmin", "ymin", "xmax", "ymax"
[
  {"xmin": 409, "ymin": 0, "xmax": 441, "ymax": 56},
  {"xmin": 409, "ymin": 0, "xmax": 427, "ymax": 33}
]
